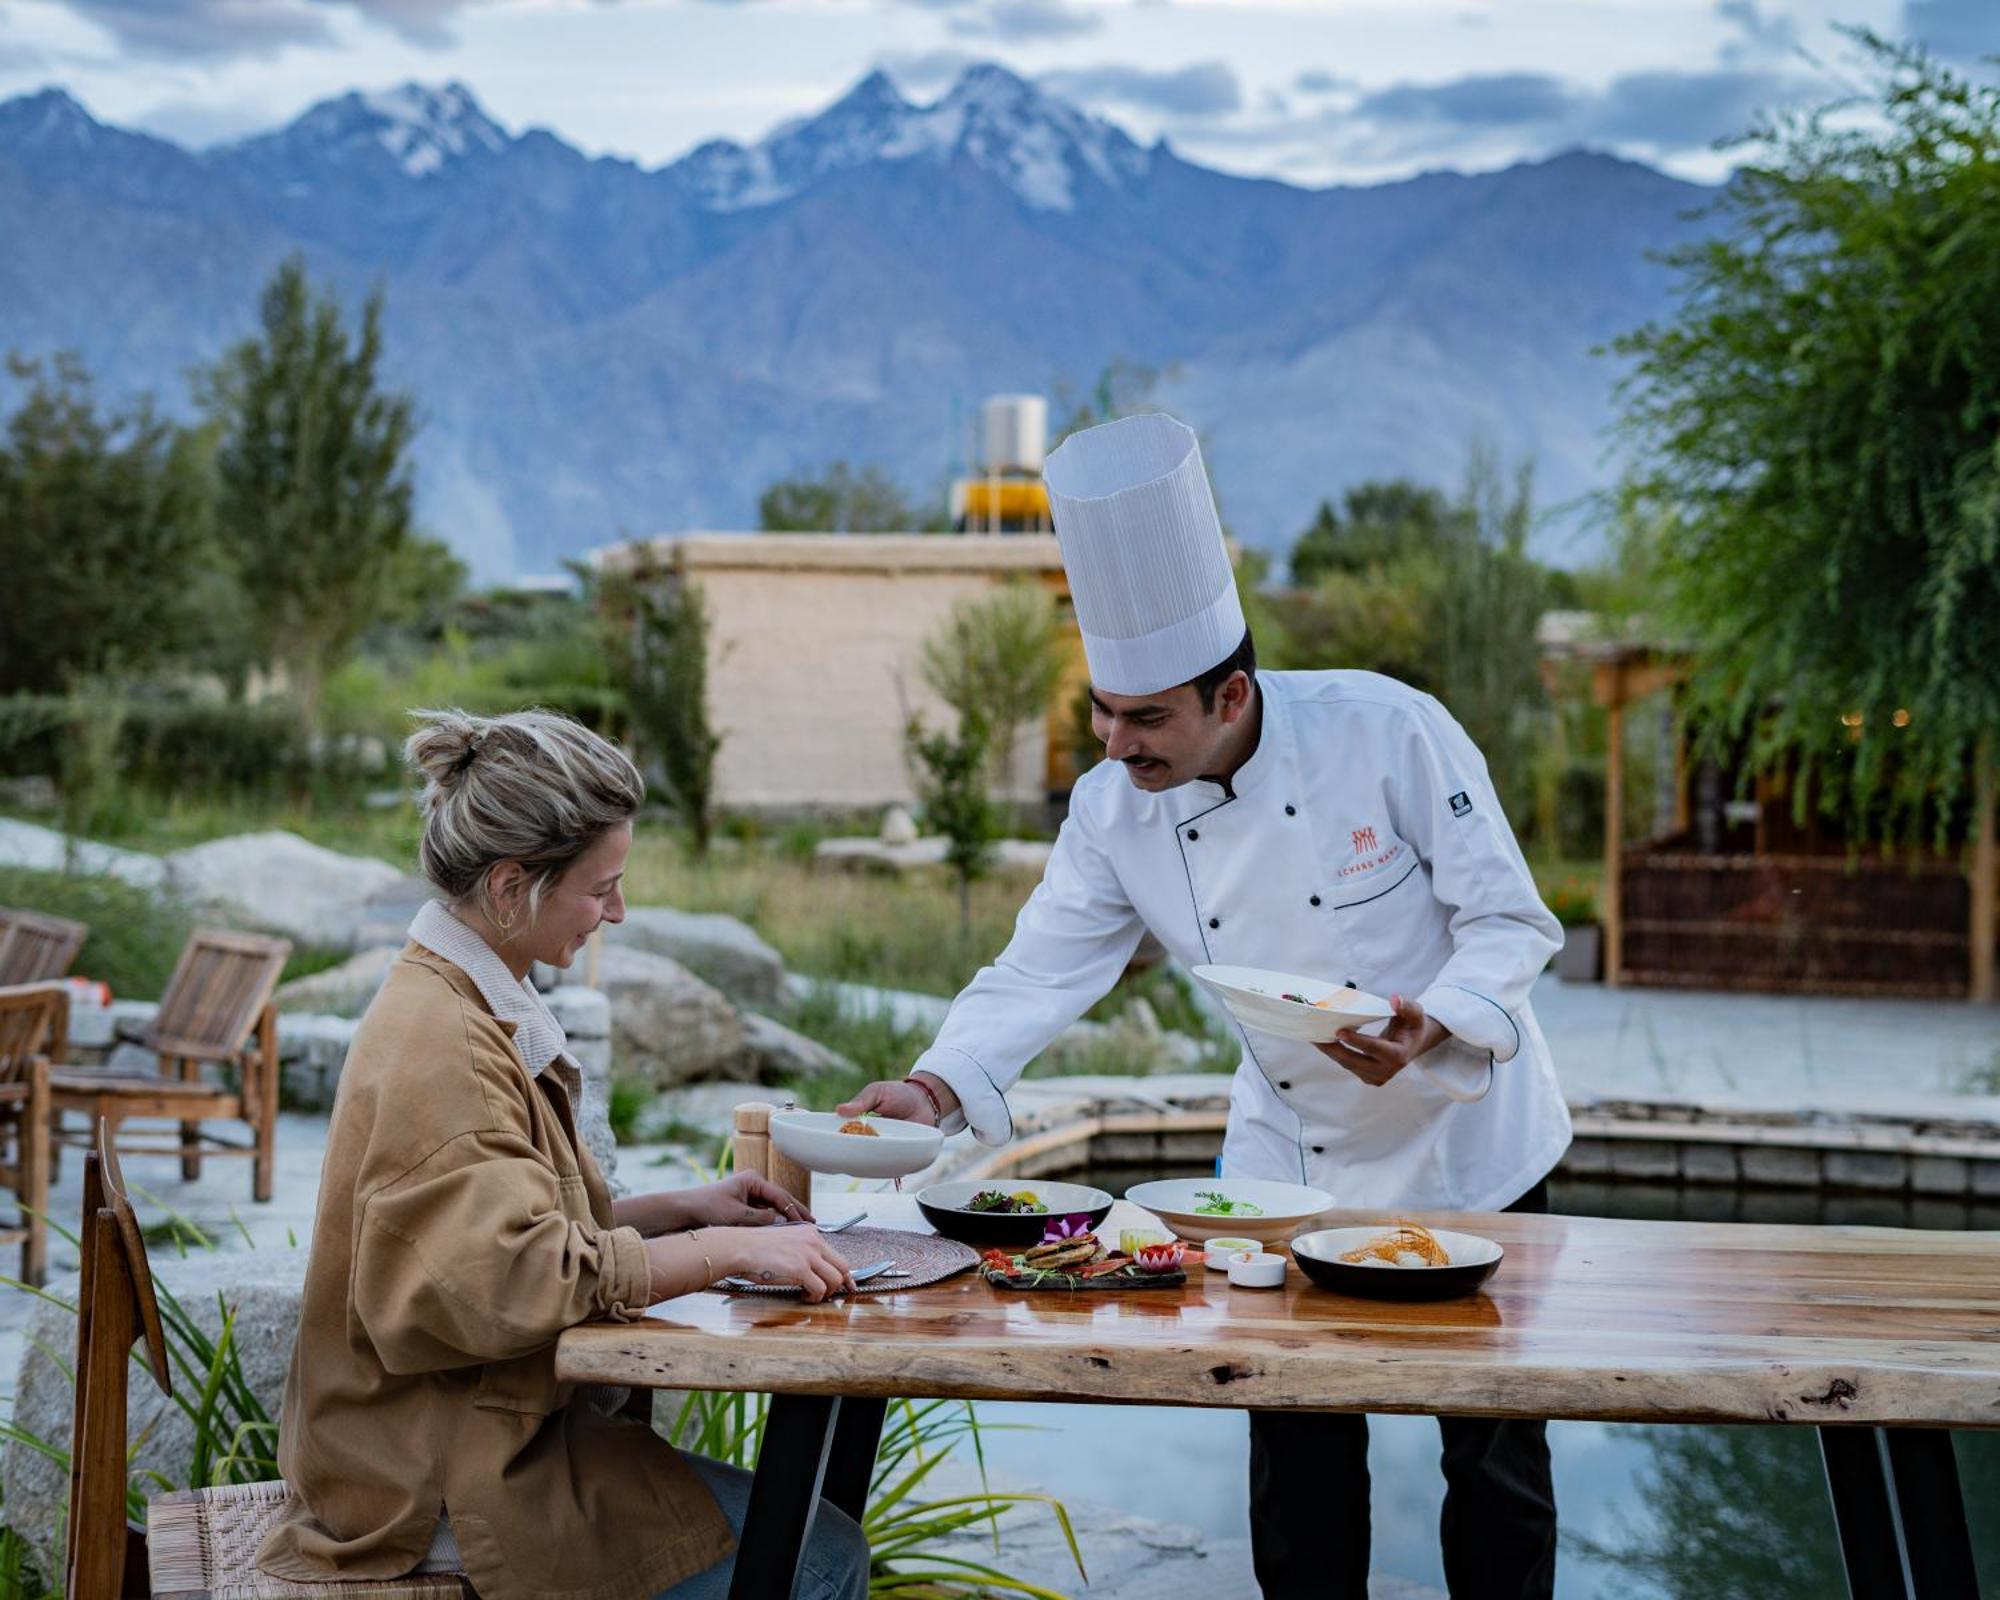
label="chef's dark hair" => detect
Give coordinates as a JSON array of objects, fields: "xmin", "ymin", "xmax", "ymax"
[{"xmin": 1188, "ymin": 629, "xmax": 1257, "ymax": 713}]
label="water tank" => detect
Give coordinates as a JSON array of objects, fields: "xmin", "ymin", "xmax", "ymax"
[{"xmin": 981, "ymin": 394, "xmax": 1048, "ymax": 475}]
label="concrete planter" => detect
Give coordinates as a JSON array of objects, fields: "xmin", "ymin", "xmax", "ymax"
[{"xmin": 1555, "ymin": 923, "xmax": 1602, "ymax": 983}]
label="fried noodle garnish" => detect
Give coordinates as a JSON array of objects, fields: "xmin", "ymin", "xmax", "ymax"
[{"xmin": 1338, "ymin": 1222, "xmax": 1451, "ymax": 1267}]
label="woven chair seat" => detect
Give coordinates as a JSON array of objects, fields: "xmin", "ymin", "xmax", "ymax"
[{"xmin": 148, "ymin": 1479, "xmax": 467, "ymax": 1599}]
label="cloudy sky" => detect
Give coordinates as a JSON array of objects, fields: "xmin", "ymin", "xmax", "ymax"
[{"xmin": 1, "ymin": 0, "xmax": 1995, "ymax": 185}]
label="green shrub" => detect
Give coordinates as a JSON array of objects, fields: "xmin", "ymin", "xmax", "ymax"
[{"xmin": 0, "ymin": 865, "xmax": 193, "ymax": 999}]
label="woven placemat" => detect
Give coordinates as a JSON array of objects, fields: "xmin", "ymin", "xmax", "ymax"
[{"xmin": 712, "ymin": 1226, "xmax": 978, "ymax": 1295}]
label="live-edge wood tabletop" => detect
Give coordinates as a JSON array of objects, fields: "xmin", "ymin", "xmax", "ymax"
[{"xmin": 555, "ymin": 1198, "xmax": 2000, "ymax": 1430}]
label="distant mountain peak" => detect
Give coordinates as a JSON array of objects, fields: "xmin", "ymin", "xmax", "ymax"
[
  {"xmin": 672, "ymin": 61, "xmax": 1148, "ymax": 214},
  {"xmin": 228, "ymin": 79, "xmax": 511, "ymax": 181},
  {"xmin": 0, "ymin": 86, "xmax": 103, "ymax": 151}
]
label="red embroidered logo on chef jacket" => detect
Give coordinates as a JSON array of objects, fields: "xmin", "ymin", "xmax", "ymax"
[{"xmin": 1351, "ymin": 826, "xmax": 1378, "ymax": 855}]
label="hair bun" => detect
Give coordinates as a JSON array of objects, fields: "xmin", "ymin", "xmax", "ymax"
[{"xmin": 405, "ymin": 709, "xmax": 490, "ymax": 791}]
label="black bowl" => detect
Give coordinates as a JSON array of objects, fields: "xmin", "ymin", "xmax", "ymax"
[
  {"xmin": 1290, "ymin": 1226, "xmax": 1503, "ymax": 1301},
  {"xmin": 916, "ymin": 1179, "xmax": 1114, "ymax": 1249}
]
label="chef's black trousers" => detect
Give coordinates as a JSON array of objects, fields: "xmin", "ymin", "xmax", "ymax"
[{"xmin": 1247, "ymin": 1177, "xmax": 1556, "ymax": 1600}]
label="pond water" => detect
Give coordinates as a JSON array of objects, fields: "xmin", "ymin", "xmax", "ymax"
[{"xmin": 960, "ymin": 1167, "xmax": 2000, "ymax": 1599}]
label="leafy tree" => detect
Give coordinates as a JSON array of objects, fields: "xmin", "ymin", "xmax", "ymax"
[
  {"xmin": 757, "ymin": 461, "xmax": 930, "ymax": 533},
  {"xmin": 593, "ymin": 550, "xmax": 723, "ymax": 855},
  {"xmin": 1049, "ymin": 358, "xmax": 1168, "ymax": 446},
  {"xmin": 0, "ymin": 353, "xmax": 216, "ymax": 695},
  {"xmin": 1288, "ymin": 479, "xmax": 1459, "ymax": 586},
  {"xmin": 1615, "ymin": 34, "xmax": 2000, "ymax": 836},
  {"xmin": 905, "ymin": 708, "xmax": 997, "ymax": 940},
  {"xmin": 917, "ymin": 583, "xmax": 1066, "ymax": 804},
  {"xmin": 201, "ymin": 256, "xmax": 453, "ymax": 722}
]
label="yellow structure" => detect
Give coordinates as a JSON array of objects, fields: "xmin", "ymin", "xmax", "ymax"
[{"xmin": 598, "ymin": 533, "xmax": 1085, "ymax": 813}]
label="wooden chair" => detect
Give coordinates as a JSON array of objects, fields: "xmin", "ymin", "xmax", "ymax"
[
  {"xmin": 67, "ymin": 1120, "xmax": 468, "ymax": 1600},
  {"xmin": 50, "ymin": 930, "xmax": 291, "ymax": 1203},
  {"xmin": 0, "ymin": 908, "xmax": 89, "ymax": 986},
  {"xmin": 0, "ymin": 982, "xmax": 59, "ymax": 1285}
]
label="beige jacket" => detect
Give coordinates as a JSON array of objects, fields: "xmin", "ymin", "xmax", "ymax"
[{"xmin": 257, "ymin": 944, "xmax": 733, "ymax": 1600}]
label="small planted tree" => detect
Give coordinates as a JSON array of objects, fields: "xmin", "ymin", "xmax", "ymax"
[
  {"xmin": 905, "ymin": 708, "xmax": 997, "ymax": 942},
  {"xmin": 594, "ymin": 550, "xmax": 724, "ymax": 855},
  {"xmin": 917, "ymin": 583, "xmax": 1066, "ymax": 813}
]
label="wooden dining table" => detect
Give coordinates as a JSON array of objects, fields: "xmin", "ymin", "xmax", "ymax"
[{"xmin": 556, "ymin": 1196, "xmax": 1999, "ymax": 1600}]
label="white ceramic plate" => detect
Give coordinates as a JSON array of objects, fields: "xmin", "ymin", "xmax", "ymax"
[
  {"xmin": 769, "ymin": 1110, "xmax": 942, "ymax": 1179},
  {"xmin": 1190, "ymin": 964, "xmax": 1393, "ymax": 1045},
  {"xmin": 1122, "ymin": 1176, "xmax": 1334, "ymax": 1244}
]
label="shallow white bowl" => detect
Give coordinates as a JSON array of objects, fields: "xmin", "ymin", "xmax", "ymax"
[
  {"xmin": 768, "ymin": 1110, "xmax": 942, "ymax": 1179},
  {"xmin": 1122, "ymin": 1177, "xmax": 1334, "ymax": 1245},
  {"xmin": 1191, "ymin": 964, "xmax": 1393, "ymax": 1045}
]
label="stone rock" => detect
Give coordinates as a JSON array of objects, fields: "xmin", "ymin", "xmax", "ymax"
[
  {"xmin": 275, "ymin": 1013, "xmax": 363, "ymax": 1110},
  {"xmin": 879, "ymin": 805, "xmax": 919, "ymax": 847},
  {"xmin": 0, "ymin": 816, "xmax": 168, "ymax": 890},
  {"xmin": 741, "ymin": 1011, "xmax": 857, "ymax": 1083},
  {"xmin": 592, "ymin": 945, "xmax": 747, "ymax": 1092},
  {"xmin": 547, "ymin": 985, "xmax": 620, "ymax": 1187},
  {"xmin": 164, "ymin": 831, "xmax": 413, "ymax": 949},
  {"xmin": 275, "ymin": 945, "xmax": 402, "ymax": 1016},
  {"xmin": 604, "ymin": 908, "xmax": 787, "ymax": 1012},
  {"xmin": 2, "ymin": 1246, "xmax": 309, "ymax": 1572}
]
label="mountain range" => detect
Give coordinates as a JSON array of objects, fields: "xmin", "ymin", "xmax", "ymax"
[{"xmin": 0, "ymin": 67, "xmax": 1712, "ymax": 578}]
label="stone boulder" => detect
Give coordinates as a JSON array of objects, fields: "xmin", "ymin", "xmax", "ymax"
[
  {"xmin": 275, "ymin": 944, "xmax": 402, "ymax": 1016},
  {"xmin": 592, "ymin": 946, "xmax": 747, "ymax": 1092},
  {"xmin": 165, "ymin": 831, "xmax": 416, "ymax": 949},
  {"xmin": 741, "ymin": 1011, "xmax": 856, "ymax": 1084},
  {"xmin": 0, "ymin": 816, "xmax": 168, "ymax": 890},
  {"xmin": 2, "ymin": 1246, "xmax": 309, "ymax": 1572},
  {"xmin": 603, "ymin": 908, "xmax": 787, "ymax": 1012}
]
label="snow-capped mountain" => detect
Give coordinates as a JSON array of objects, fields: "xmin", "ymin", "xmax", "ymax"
[
  {"xmin": 675, "ymin": 64, "xmax": 1152, "ymax": 214},
  {"xmin": 0, "ymin": 68, "xmax": 1709, "ymax": 578}
]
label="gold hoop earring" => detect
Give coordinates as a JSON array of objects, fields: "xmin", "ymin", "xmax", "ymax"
[{"xmin": 495, "ymin": 908, "xmax": 518, "ymax": 933}]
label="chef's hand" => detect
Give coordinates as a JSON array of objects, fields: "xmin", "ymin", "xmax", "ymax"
[
  {"xmin": 836, "ymin": 1072, "xmax": 960, "ymax": 1127},
  {"xmin": 1315, "ymin": 993, "xmax": 1449, "ymax": 1087},
  {"xmin": 690, "ymin": 1172, "xmax": 814, "ymax": 1227}
]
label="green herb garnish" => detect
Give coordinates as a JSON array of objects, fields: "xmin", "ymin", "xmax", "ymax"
[{"xmin": 1193, "ymin": 1190, "xmax": 1265, "ymax": 1217}]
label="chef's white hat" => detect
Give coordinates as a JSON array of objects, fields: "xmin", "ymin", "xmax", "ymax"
[{"xmin": 1043, "ymin": 412, "xmax": 1244, "ymax": 696}]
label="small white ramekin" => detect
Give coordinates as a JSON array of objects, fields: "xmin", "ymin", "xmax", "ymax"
[{"xmin": 1226, "ymin": 1251, "xmax": 1288, "ymax": 1289}]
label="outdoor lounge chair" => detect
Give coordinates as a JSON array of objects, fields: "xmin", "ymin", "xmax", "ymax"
[
  {"xmin": 0, "ymin": 981, "xmax": 60, "ymax": 1286},
  {"xmin": 66, "ymin": 1119, "xmax": 469, "ymax": 1600},
  {"xmin": 49, "ymin": 929, "xmax": 291, "ymax": 1203},
  {"xmin": 0, "ymin": 908, "xmax": 89, "ymax": 986}
]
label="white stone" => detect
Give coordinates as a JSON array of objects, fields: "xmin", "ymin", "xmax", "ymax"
[
  {"xmin": 275, "ymin": 945, "xmax": 402, "ymax": 1016},
  {"xmin": 164, "ymin": 831, "xmax": 411, "ymax": 948},
  {"xmin": 592, "ymin": 945, "xmax": 747, "ymax": 1092},
  {"xmin": 741, "ymin": 1010, "xmax": 856, "ymax": 1082},
  {"xmin": 0, "ymin": 816, "xmax": 167, "ymax": 889},
  {"xmin": 605, "ymin": 907, "xmax": 787, "ymax": 1011},
  {"xmin": 879, "ymin": 805, "xmax": 919, "ymax": 846}
]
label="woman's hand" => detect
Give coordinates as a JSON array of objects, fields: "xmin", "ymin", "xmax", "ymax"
[
  {"xmin": 715, "ymin": 1225, "xmax": 856, "ymax": 1302},
  {"xmin": 691, "ymin": 1172, "xmax": 814, "ymax": 1228}
]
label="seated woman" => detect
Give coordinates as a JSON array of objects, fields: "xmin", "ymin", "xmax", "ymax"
[{"xmin": 259, "ymin": 708, "xmax": 866, "ymax": 1600}]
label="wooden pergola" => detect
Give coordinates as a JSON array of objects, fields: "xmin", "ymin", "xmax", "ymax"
[{"xmin": 1536, "ymin": 612, "xmax": 1997, "ymax": 1002}]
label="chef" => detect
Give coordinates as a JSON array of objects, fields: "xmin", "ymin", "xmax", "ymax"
[{"xmin": 839, "ymin": 411, "xmax": 1566, "ymax": 1600}]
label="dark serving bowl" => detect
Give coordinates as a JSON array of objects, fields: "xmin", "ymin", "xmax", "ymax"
[
  {"xmin": 1290, "ymin": 1227, "xmax": 1504, "ymax": 1302},
  {"xmin": 916, "ymin": 1179, "xmax": 1114, "ymax": 1249}
]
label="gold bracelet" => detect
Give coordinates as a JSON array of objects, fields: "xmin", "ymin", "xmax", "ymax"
[{"xmin": 690, "ymin": 1227, "xmax": 714, "ymax": 1286}]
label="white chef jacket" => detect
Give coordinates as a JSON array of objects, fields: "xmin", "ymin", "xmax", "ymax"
[{"xmin": 911, "ymin": 669, "xmax": 1570, "ymax": 1212}]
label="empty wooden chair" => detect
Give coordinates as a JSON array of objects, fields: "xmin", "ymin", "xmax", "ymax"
[
  {"xmin": 0, "ymin": 982, "xmax": 59, "ymax": 1285},
  {"xmin": 0, "ymin": 908, "xmax": 89, "ymax": 986},
  {"xmin": 50, "ymin": 929, "xmax": 291, "ymax": 1202},
  {"xmin": 66, "ymin": 1120, "xmax": 468, "ymax": 1600}
]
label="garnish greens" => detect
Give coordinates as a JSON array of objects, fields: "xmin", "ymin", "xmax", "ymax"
[{"xmin": 1193, "ymin": 1190, "xmax": 1265, "ymax": 1217}]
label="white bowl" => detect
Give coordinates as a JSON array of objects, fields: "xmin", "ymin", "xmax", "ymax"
[
  {"xmin": 1122, "ymin": 1177, "xmax": 1334, "ymax": 1245},
  {"xmin": 1191, "ymin": 964, "xmax": 1393, "ymax": 1045},
  {"xmin": 768, "ymin": 1110, "xmax": 942, "ymax": 1179}
]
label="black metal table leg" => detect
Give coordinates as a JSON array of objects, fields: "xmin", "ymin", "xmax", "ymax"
[
  {"xmin": 729, "ymin": 1394, "xmax": 839, "ymax": 1600},
  {"xmin": 1821, "ymin": 1427, "xmax": 1911, "ymax": 1599},
  {"xmin": 1885, "ymin": 1430, "xmax": 1979, "ymax": 1599},
  {"xmin": 820, "ymin": 1396, "xmax": 888, "ymax": 1524}
]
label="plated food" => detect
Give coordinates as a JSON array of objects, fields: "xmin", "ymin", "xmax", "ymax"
[
  {"xmin": 768, "ymin": 1109, "xmax": 941, "ymax": 1180},
  {"xmin": 1291, "ymin": 1225, "xmax": 1502, "ymax": 1301},
  {"xmin": 1123, "ymin": 1177, "xmax": 1333, "ymax": 1245},
  {"xmin": 1189, "ymin": 963, "xmax": 1393, "ymax": 1045},
  {"xmin": 917, "ymin": 1178, "xmax": 1113, "ymax": 1247},
  {"xmin": 979, "ymin": 1226, "xmax": 1191, "ymax": 1290}
]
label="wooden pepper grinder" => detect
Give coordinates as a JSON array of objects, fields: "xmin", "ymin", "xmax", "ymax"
[{"xmin": 732, "ymin": 1101, "xmax": 814, "ymax": 1212}]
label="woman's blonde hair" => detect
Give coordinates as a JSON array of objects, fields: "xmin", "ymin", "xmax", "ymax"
[{"xmin": 405, "ymin": 708, "xmax": 644, "ymax": 928}]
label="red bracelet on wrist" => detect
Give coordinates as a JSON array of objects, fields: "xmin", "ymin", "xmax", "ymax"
[{"xmin": 904, "ymin": 1075, "xmax": 946, "ymax": 1123}]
